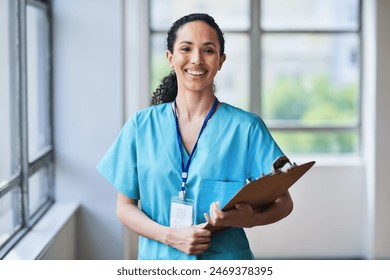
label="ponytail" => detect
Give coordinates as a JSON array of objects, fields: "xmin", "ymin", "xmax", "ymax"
[{"xmin": 151, "ymin": 71, "xmax": 178, "ymax": 105}]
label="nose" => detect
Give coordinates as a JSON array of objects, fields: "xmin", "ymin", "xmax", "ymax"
[{"xmin": 190, "ymin": 49, "xmax": 203, "ymax": 65}]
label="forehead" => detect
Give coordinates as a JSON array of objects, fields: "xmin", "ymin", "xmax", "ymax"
[{"xmin": 175, "ymin": 20, "xmax": 219, "ymax": 45}]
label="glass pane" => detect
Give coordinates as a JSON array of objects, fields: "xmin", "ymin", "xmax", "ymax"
[
  {"xmin": 272, "ymin": 130, "xmax": 359, "ymax": 154},
  {"xmin": 28, "ymin": 166, "xmax": 50, "ymax": 216},
  {"xmin": 27, "ymin": 5, "xmax": 51, "ymax": 162},
  {"xmin": 150, "ymin": 33, "xmax": 250, "ymax": 110},
  {"xmin": 0, "ymin": 186, "xmax": 22, "ymax": 247},
  {"xmin": 215, "ymin": 33, "xmax": 249, "ymax": 110},
  {"xmin": 150, "ymin": 33, "xmax": 171, "ymax": 96},
  {"xmin": 0, "ymin": 0, "xmax": 20, "ymax": 184},
  {"xmin": 151, "ymin": 0, "xmax": 250, "ymax": 31},
  {"xmin": 261, "ymin": 0, "xmax": 359, "ymax": 30},
  {"xmin": 262, "ymin": 34, "xmax": 359, "ymax": 127}
]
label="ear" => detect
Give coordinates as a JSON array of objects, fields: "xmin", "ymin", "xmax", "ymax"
[
  {"xmin": 166, "ymin": 50, "xmax": 174, "ymax": 68},
  {"xmin": 218, "ymin": 54, "xmax": 226, "ymax": 70}
]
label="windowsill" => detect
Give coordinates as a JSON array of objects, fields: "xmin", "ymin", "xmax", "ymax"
[
  {"xmin": 289, "ymin": 154, "xmax": 364, "ymax": 167},
  {"xmin": 3, "ymin": 202, "xmax": 79, "ymax": 260}
]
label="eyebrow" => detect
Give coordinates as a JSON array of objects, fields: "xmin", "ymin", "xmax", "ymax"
[{"xmin": 178, "ymin": 41, "xmax": 217, "ymax": 47}]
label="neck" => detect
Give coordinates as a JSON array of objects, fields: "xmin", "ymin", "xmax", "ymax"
[{"xmin": 175, "ymin": 91, "xmax": 216, "ymax": 120}]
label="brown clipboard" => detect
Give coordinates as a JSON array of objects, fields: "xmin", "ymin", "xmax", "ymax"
[{"xmin": 203, "ymin": 161, "xmax": 315, "ymax": 231}]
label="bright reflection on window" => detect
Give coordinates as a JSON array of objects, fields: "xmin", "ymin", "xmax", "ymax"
[
  {"xmin": 0, "ymin": 0, "xmax": 19, "ymax": 184},
  {"xmin": 27, "ymin": 5, "xmax": 51, "ymax": 162},
  {"xmin": 151, "ymin": 0, "xmax": 250, "ymax": 31},
  {"xmin": 261, "ymin": 0, "xmax": 359, "ymax": 30},
  {"xmin": 215, "ymin": 34, "xmax": 249, "ymax": 110}
]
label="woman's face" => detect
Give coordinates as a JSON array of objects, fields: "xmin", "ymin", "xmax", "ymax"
[{"xmin": 166, "ymin": 20, "xmax": 226, "ymax": 94}]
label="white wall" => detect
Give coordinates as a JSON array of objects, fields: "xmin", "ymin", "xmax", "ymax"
[
  {"xmin": 246, "ymin": 161, "xmax": 367, "ymax": 259},
  {"xmin": 52, "ymin": 0, "xmax": 124, "ymax": 259},
  {"xmin": 49, "ymin": 0, "xmax": 390, "ymax": 259}
]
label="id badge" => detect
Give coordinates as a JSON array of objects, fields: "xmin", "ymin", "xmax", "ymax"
[{"xmin": 170, "ymin": 196, "xmax": 194, "ymax": 228}]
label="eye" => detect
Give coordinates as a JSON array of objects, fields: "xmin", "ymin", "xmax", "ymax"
[
  {"xmin": 180, "ymin": 47, "xmax": 190, "ymax": 52},
  {"xmin": 204, "ymin": 48, "xmax": 215, "ymax": 54}
]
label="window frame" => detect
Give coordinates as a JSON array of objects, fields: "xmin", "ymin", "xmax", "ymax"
[
  {"xmin": 256, "ymin": 0, "xmax": 363, "ymax": 155},
  {"xmin": 0, "ymin": 0, "xmax": 54, "ymax": 259},
  {"xmin": 148, "ymin": 0, "xmax": 362, "ymax": 156}
]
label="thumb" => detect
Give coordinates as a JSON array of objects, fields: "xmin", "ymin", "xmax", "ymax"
[
  {"xmin": 194, "ymin": 222, "xmax": 208, "ymax": 229},
  {"xmin": 193, "ymin": 223, "xmax": 212, "ymax": 236},
  {"xmin": 235, "ymin": 203, "xmax": 251, "ymax": 211}
]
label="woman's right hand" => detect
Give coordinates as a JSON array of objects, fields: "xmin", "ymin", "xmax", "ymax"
[
  {"xmin": 164, "ymin": 223, "xmax": 211, "ymax": 255},
  {"xmin": 116, "ymin": 193, "xmax": 211, "ymax": 256}
]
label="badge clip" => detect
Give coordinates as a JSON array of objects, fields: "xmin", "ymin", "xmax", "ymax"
[{"xmin": 179, "ymin": 190, "xmax": 185, "ymax": 201}]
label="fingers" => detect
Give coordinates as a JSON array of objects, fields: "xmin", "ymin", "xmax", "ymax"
[
  {"xmin": 204, "ymin": 202, "xmax": 255, "ymax": 228},
  {"xmin": 191, "ymin": 236, "xmax": 211, "ymax": 245},
  {"xmin": 191, "ymin": 226, "xmax": 212, "ymax": 239},
  {"xmin": 204, "ymin": 212, "xmax": 211, "ymax": 224},
  {"xmin": 235, "ymin": 203, "xmax": 252, "ymax": 212},
  {"xmin": 194, "ymin": 222, "xmax": 208, "ymax": 229},
  {"xmin": 187, "ymin": 242, "xmax": 211, "ymax": 255},
  {"xmin": 179, "ymin": 238, "xmax": 210, "ymax": 255},
  {"xmin": 166, "ymin": 223, "xmax": 213, "ymax": 256},
  {"xmin": 204, "ymin": 201, "xmax": 226, "ymax": 226},
  {"xmin": 185, "ymin": 226, "xmax": 211, "ymax": 243},
  {"xmin": 210, "ymin": 201, "xmax": 223, "ymax": 219},
  {"xmin": 182, "ymin": 226, "xmax": 211, "ymax": 255}
]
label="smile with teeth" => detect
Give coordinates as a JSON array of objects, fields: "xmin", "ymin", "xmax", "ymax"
[{"xmin": 186, "ymin": 69, "xmax": 207, "ymax": 76}]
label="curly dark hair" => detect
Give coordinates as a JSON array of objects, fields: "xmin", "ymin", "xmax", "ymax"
[{"xmin": 151, "ymin": 13, "xmax": 225, "ymax": 105}]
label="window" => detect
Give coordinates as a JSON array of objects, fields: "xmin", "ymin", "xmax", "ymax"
[
  {"xmin": 149, "ymin": 0, "xmax": 361, "ymax": 156},
  {"xmin": 0, "ymin": 0, "xmax": 53, "ymax": 259}
]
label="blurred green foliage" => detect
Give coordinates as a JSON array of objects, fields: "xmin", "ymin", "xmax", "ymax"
[
  {"xmin": 263, "ymin": 74, "xmax": 357, "ymax": 126},
  {"xmin": 263, "ymin": 74, "xmax": 359, "ymax": 154}
]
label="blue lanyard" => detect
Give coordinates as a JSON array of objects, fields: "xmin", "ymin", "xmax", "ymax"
[{"xmin": 173, "ymin": 97, "xmax": 219, "ymax": 200}]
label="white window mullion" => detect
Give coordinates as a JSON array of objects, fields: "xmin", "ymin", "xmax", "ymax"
[{"xmin": 250, "ymin": 0, "xmax": 261, "ymax": 115}]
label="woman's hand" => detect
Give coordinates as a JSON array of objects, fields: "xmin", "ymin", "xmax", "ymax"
[
  {"xmin": 204, "ymin": 191, "xmax": 293, "ymax": 228},
  {"xmin": 117, "ymin": 193, "xmax": 212, "ymax": 256},
  {"xmin": 204, "ymin": 202, "xmax": 256, "ymax": 228},
  {"xmin": 164, "ymin": 223, "xmax": 211, "ymax": 255}
]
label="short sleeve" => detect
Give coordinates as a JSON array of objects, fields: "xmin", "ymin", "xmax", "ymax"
[
  {"xmin": 96, "ymin": 117, "xmax": 139, "ymax": 199},
  {"xmin": 246, "ymin": 116, "xmax": 284, "ymax": 182}
]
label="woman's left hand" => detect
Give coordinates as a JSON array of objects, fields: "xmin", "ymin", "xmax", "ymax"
[
  {"xmin": 204, "ymin": 202, "xmax": 256, "ymax": 228},
  {"xmin": 203, "ymin": 191, "xmax": 293, "ymax": 229}
]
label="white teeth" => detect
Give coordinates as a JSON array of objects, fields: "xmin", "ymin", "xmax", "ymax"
[{"xmin": 187, "ymin": 69, "xmax": 206, "ymax": 76}]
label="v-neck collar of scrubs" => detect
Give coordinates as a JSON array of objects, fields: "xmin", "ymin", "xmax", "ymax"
[{"xmin": 157, "ymin": 102, "xmax": 224, "ymax": 174}]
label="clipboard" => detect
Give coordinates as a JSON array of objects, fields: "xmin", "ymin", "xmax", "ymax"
[{"xmin": 203, "ymin": 160, "xmax": 315, "ymax": 231}]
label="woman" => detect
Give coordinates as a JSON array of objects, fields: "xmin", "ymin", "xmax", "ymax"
[{"xmin": 97, "ymin": 13, "xmax": 293, "ymax": 260}]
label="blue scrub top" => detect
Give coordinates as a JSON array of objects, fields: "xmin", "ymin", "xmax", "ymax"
[{"xmin": 97, "ymin": 102, "xmax": 284, "ymax": 260}]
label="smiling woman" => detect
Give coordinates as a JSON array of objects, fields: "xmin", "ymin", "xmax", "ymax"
[
  {"xmin": 97, "ymin": 13, "xmax": 293, "ymax": 260},
  {"xmin": 151, "ymin": 13, "xmax": 226, "ymax": 105},
  {"xmin": 166, "ymin": 21, "xmax": 225, "ymax": 97}
]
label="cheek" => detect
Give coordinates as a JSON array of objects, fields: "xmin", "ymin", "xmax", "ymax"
[{"xmin": 171, "ymin": 53, "xmax": 187, "ymax": 66}]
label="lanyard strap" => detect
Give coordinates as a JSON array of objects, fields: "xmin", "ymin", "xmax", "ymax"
[{"xmin": 173, "ymin": 97, "xmax": 219, "ymax": 200}]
